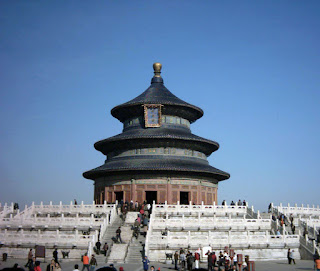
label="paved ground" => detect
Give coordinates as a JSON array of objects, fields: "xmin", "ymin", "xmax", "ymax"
[{"xmin": 0, "ymin": 258, "xmax": 316, "ymax": 271}]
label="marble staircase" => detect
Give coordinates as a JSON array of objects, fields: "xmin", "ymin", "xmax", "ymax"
[{"xmin": 95, "ymin": 214, "xmax": 123, "ymax": 265}]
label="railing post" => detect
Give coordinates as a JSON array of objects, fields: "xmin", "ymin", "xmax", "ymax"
[{"xmin": 182, "ymin": 214, "xmax": 185, "ymax": 228}]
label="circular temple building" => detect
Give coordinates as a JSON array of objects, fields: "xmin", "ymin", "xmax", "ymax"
[{"xmin": 83, "ymin": 63, "xmax": 230, "ymax": 205}]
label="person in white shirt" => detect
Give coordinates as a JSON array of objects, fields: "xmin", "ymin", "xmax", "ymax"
[{"xmin": 73, "ymin": 264, "xmax": 80, "ymax": 271}]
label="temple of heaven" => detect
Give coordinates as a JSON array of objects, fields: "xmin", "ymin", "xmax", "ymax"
[{"xmin": 83, "ymin": 63, "xmax": 230, "ymax": 205}]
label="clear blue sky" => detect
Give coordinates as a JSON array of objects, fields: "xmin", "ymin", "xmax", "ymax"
[{"xmin": 1, "ymin": 1, "xmax": 319, "ymax": 211}]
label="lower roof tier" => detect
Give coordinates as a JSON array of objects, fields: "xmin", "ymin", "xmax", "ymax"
[
  {"xmin": 83, "ymin": 156, "xmax": 230, "ymax": 181},
  {"xmin": 94, "ymin": 127, "xmax": 219, "ymax": 156}
]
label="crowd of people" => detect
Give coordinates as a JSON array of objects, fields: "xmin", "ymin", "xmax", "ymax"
[
  {"xmin": 222, "ymin": 200, "xmax": 247, "ymax": 207},
  {"xmin": 170, "ymin": 248, "xmax": 247, "ymax": 271}
]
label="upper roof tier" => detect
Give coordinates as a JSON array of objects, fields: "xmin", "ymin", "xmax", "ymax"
[{"xmin": 111, "ymin": 63, "xmax": 204, "ymax": 123}]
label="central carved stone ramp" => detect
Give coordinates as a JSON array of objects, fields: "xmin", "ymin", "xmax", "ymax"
[
  {"xmin": 107, "ymin": 243, "xmax": 129, "ymax": 263},
  {"xmin": 106, "ymin": 224, "xmax": 132, "ymax": 263},
  {"xmin": 125, "ymin": 233, "xmax": 145, "ymax": 263}
]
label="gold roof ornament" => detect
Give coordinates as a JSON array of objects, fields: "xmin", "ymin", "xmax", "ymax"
[{"xmin": 153, "ymin": 62, "xmax": 162, "ymax": 77}]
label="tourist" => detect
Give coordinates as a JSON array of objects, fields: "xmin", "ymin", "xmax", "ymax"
[
  {"xmin": 180, "ymin": 250, "xmax": 186, "ymax": 270},
  {"xmin": 25, "ymin": 249, "xmax": 33, "ymax": 268},
  {"xmin": 186, "ymin": 251, "xmax": 194, "ymax": 271},
  {"xmin": 233, "ymin": 252, "xmax": 237, "ymax": 268},
  {"xmin": 276, "ymin": 229, "xmax": 281, "ymax": 235},
  {"xmin": 194, "ymin": 249, "xmax": 200, "ymax": 269},
  {"xmin": 119, "ymin": 267, "xmax": 124, "ymax": 271},
  {"xmin": 290, "ymin": 250, "xmax": 296, "ymax": 264},
  {"xmin": 237, "ymin": 200, "xmax": 242, "ymax": 206},
  {"xmin": 134, "ymin": 218, "xmax": 140, "ymax": 228},
  {"xmin": 292, "ymin": 224, "xmax": 296, "ymax": 234},
  {"xmin": 230, "ymin": 201, "xmax": 235, "ymax": 206},
  {"xmin": 73, "ymin": 264, "xmax": 80, "ymax": 271},
  {"xmin": 28, "ymin": 257, "xmax": 36, "ymax": 271},
  {"xmin": 53, "ymin": 262, "xmax": 61, "ymax": 271},
  {"xmin": 53, "ymin": 248, "xmax": 59, "ymax": 263},
  {"xmin": 109, "ymin": 264, "xmax": 117, "ymax": 271},
  {"xmin": 89, "ymin": 254, "xmax": 98, "ymax": 271},
  {"xmin": 103, "ymin": 242, "xmax": 109, "ymax": 256},
  {"xmin": 142, "ymin": 256, "xmax": 150, "ymax": 271},
  {"xmin": 150, "ymin": 266, "xmax": 155, "ymax": 271},
  {"xmin": 174, "ymin": 251, "xmax": 179, "ymax": 270},
  {"xmin": 242, "ymin": 261, "xmax": 248, "ymax": 271},
  {"xmin": 315, "ymin": 256, "xmax": 320, "ymax": 271},
  {"xmin": 242, "ymin": 200, "xmax": 247, "ymax": 206},
  {"xmin": 206, "ymin": 250, "xmax": 215, "ymax": 271},
  {"xmin": 46, "ymin": 259, "xmax": 56, "ymax": 271},
  {"xmin": 95, "ymin": 240, "xmax": 101, "ymax": 254},
  {"xmin": 222, "ymin": 200, "xmax": 226, "ymax": 206},
  {"xmin": 74, "ymin": 199, "xmax": 78, "ymax": 205},
  {"xmin": 116, "ymin": 227, "xmax": 122, "ymax": 243},
  {"xmin": 218, "ymin": 251, "xmax": 224, "ymax": 266},
  {"xmin": 287, "ymin": 248, "xmax": 291, "ymax": 264},
  {"xmin": 290, "ymin": 214, "xmax": 294, "ymax": 224},
  {"xmin": 82, "ymin": 253, "xmax": 90, "ymax": 271},
  {"xmin": 268, "ymin": 203, "xmax": 272, "ymax": 213},
  {"xmin": 34, "ymin": 261, "xmax": 42, "ymax": 271}
]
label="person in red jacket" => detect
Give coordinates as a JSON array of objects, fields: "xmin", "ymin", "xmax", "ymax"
[{"xmin": 194, "ymin": 249, "xmax": 200, "ymax": 269}]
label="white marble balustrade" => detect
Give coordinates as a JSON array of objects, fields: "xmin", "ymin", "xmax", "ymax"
[
  {"xmin": 0, "ymin": 229, "xmax": 96, "ymax": 247},
  {"xmin": 147, "ymin": 233, "xmax": 299, "ymax": 249},
  {"xmin": 27, "ymin": 201, "xmax": 115, "ymax": 215},
  {"xmin": 273, "ymin": 203, "xmax": 320, "ymax": 217},
  {"xmin": 0, "ymin": 203, "xmax": 15, "ymax": 218},
  {"xmin": 153, "ymin": 202, "xmax": 248, "ymax": 216},
  {"xmin": 151, "ymin": 216, "xmax": 271, "ymax": 231},
  {"xmin": 0, "ymin": 215, "xmax": 105, "ymax": 228}
]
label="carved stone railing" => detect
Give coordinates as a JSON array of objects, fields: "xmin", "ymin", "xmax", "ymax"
[
  {"xmin": 153, "ymin": 202, "xmax": 248, "ymax": 216},
  {"xmin": 146, "ymin": 232, "xmax": 299, "ymax": 250},
  {"xmin": 0, "ymin": 215, "xmax": 105, "ymax": 228},
  {"xmin": 0, "ymin": 203, "xmax": 15, "ymax": 218},
  {"xmin": 150, "ymin": 217, "xmax": 271, "ymax": 231},
  {"xmin": 0, "ymin": 229, "xmax": 96, "ymax": 247},
  {"xmin": 272, "ymin": 203, "xmax": 320, "ymax": 217}
]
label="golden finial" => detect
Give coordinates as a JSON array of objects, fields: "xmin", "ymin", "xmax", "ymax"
[{"xmin": 153, "ymin": 62, "xmax": 162, "ymax": 77}]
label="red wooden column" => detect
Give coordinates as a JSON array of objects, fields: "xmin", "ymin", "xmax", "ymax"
[
  {"xmin": 167, "ymin": 178, "xmax": 172, "ymax": 204},
  {"xmin": 131, "ymin": 179, "xmax": 136, "ymax": 202}
]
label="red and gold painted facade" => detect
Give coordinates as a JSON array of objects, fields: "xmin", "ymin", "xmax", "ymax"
[{"xmin": 94, "ymin": 178, "xmax": 218, "ymax": 205}]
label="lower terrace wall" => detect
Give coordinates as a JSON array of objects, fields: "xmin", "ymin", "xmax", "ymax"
[{"xmin": 0, "ymin": 247, "xmax": 87, "ymax": 260}]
